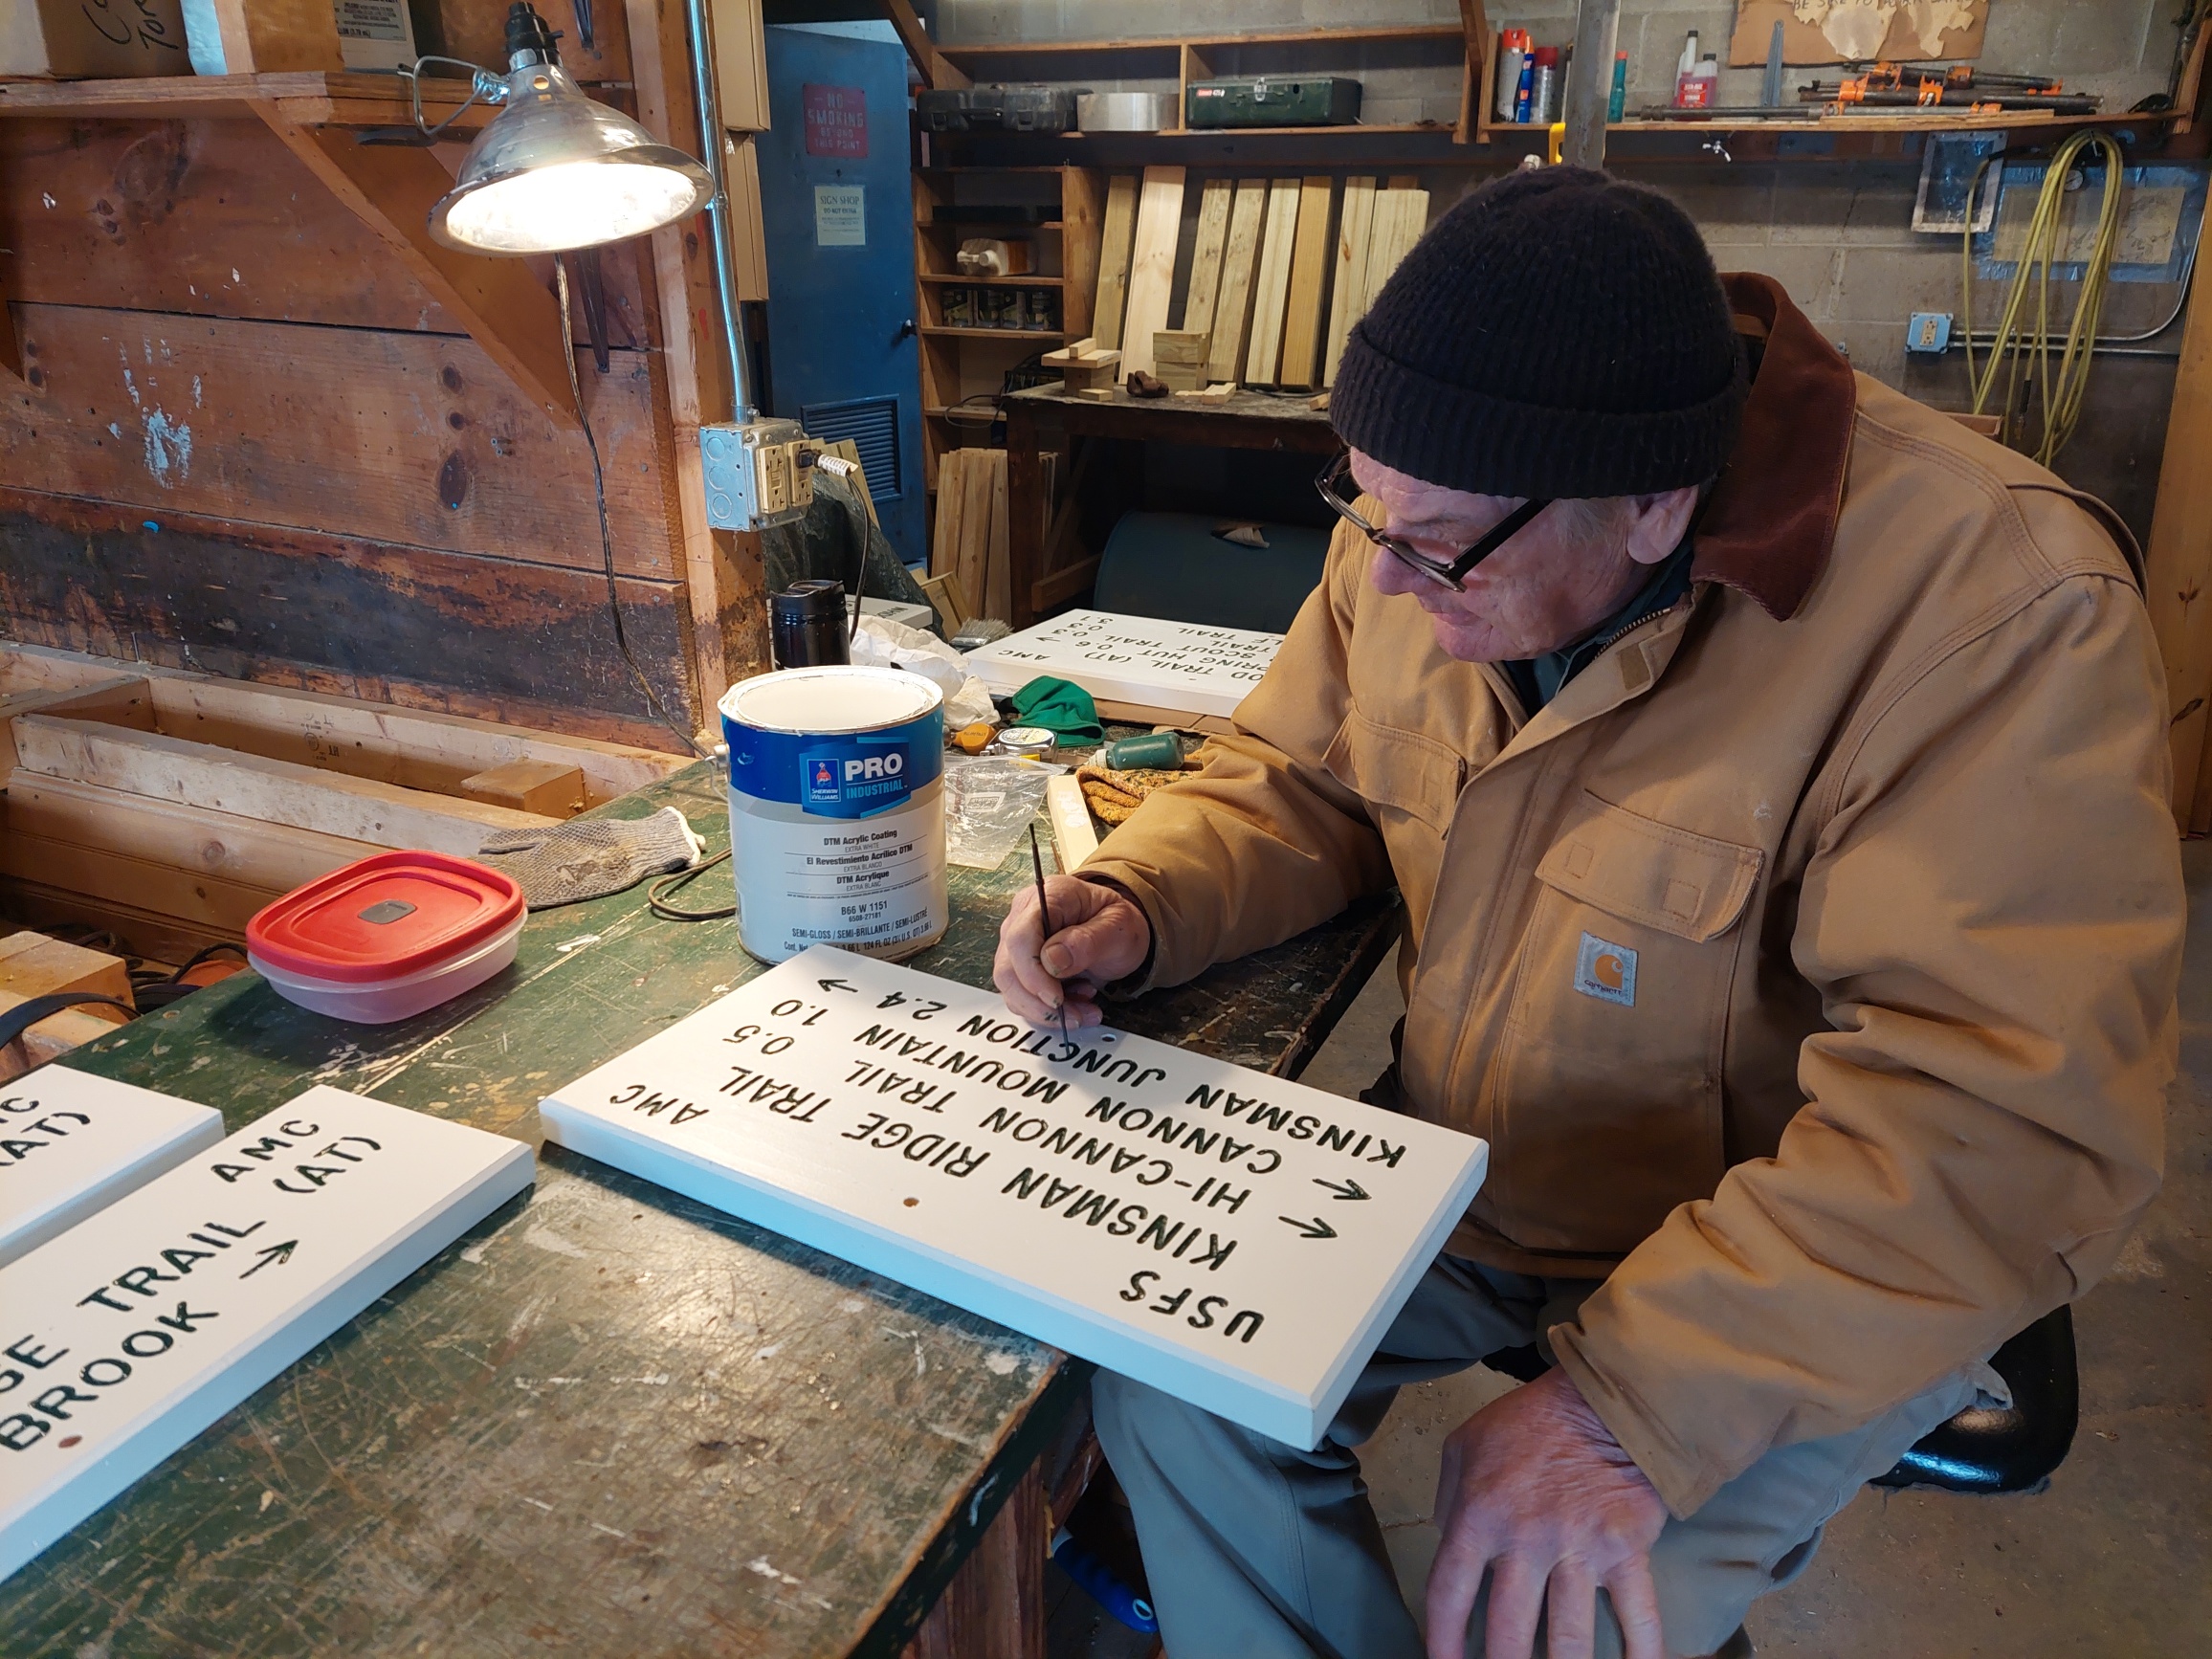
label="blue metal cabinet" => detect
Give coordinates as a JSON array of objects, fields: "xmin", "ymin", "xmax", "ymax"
[{"xmin": 757, "ymin": 26, "xmax": 926, "ymax": 566}]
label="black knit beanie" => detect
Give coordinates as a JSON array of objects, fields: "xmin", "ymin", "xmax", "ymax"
[{"xmin": 1332, "ymin": 166, "xmax": 1745, "ymax": 499}]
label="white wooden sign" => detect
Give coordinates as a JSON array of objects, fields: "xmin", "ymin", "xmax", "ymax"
[
  {"xmin": 541, "ymin": 947, "xmax": 1486, "ymax": 1448},
  {"xmin": 0, "ymin": 1087, "xmax": 533, "ymax": 1582},
  {"xmin": 962, "ymin": 609, "xmax": 1284, "ymax": 720},
  {"xmin": 1, "ymin": 1070, "xmax": 225, "ymax": 1269}
]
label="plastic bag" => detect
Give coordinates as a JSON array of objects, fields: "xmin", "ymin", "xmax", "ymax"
[
  {"xmin": 942, "ymin": 754, "xmax": 1058, "ymax": 871},
  {"xmin": 851, "ymin": 615, "xmax": 997, "ymax": 728}
]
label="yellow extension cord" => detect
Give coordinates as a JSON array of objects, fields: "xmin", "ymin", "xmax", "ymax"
[{"xmin": 1961, "ymin": 128, "xmax": 2126, "ymax": 467}]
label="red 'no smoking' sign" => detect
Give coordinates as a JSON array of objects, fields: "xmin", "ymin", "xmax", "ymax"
[{"xmin": 804, "ymin": 84, "xmax": 869, "ymax": 159}]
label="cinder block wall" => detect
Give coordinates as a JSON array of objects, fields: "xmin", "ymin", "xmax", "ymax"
[{"xmin": 936, "ymin": 0, "xmax": 2200, "ymax": 542}]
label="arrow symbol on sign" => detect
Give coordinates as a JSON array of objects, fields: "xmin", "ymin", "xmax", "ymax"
[
  {"xmin": 1278, "ymin": 1216, "xmax": 1338, "ymax": 1240},
  {"xmin": 1313, "ymin": 1177, "xmax": 1370, "ymax": 1201},
  {"xmin": 818, "ymin": 978, "xmax": 857, "ymax": 994},
  {"xmin": 239, "ymin": 1240, "xmax": 298, "ymax": 1278}
]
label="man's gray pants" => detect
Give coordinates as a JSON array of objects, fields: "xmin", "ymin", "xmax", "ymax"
[{"xmin": 1093, "ymin": 1253, "xmax": 2002, "ymax": 1659}]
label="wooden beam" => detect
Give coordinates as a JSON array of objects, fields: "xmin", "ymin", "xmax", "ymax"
[
  {"xmin": 2, "ymin": 771, "xmax": 380, "ymax": 895},
  {"xmin": 208, "ymin": 0, "xmax": 344, "ymax": 72},
  {"xmin": 2146, "ymin": 191, "xmax": 2212, "ymax": 826},
  {"xmin": 879, "ymin": 0, "xmax": 968, "ymax": 92},
  {"xmin": 1324, "ymin": 176, "xmax": 1378, "ymax": 387},
  {"xmin": 459, "ymin": 759, "xmax": 587, "ymax": 816},
  {"xmin": 628, "ymin": 0, "xmax": 768, "ymax": 715},
  {"xmin": 1245, "ymin": 177, "xmax": 1302, "ymax": 386},
  {"xmin": 12, "ymin": 716, "xmax": 559, "ymax": 856},
  {"xmin": 1031, "ymin": 556, "xmax": 1099, "ymax": 613},
  {"xmin": 253, "ymin": 104, "xmax": 581, "ymax": 432},
  {"xmin": 1454, "ymin": 0, "xmax": 1490, "ymax": 144}
]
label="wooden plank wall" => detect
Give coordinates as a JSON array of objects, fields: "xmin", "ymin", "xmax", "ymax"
[{"xmin": 0, "ymin": 1, "xmax": 723, "ymax": 751}]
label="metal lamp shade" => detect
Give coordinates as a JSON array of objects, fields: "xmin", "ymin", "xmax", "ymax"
[{"xmin": 430, "ymin": 61, "xmax": 714, "ymax": 254}]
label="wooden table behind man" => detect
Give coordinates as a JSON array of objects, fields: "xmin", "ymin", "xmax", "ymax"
[{"xmin": 0, "ymin": 757, "xmax": 1398, "ymax": 1657}]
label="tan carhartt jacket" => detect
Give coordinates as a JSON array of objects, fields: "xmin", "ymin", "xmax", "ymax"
[{"xmin": 1082, "ymin": 275, "xmax": 2182, "ymax": 1516}]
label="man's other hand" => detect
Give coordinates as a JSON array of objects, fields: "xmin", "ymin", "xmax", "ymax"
[
  {"xmin": 994, "ymin": 876, "xmax": 1151, "ymax": 1029},
  {"xmin": 1427, "ymin": 1368, "xmax": 1670, "ymax": 1659}
]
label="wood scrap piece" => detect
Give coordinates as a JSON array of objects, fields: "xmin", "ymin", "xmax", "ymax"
[
  {"xmin": 1118, "ymin": 166, "xmax": 1187, "ymax": 379},
  {"xmin": 1046, "ymin": 772, "xmax": 1100, "ymax": 871},
  {"xmin": 0, "ymin": 931, "xmax": 132, "ymax": 1006},
  {"xmin": 460, "ymin": 759, "xmax": 586, "ymax": 818},
  {"xmin": 1277, "ymin": 176, "xmax": 1337, "ymax": 392},
  {"xmin": 917, "ymin": 570, "xmax": 971, "ymax": 633},
  {"xmin": 1206, "ymin": 179, "xmax": 1269, "ymax": 386},
  {"xmin": 1324, "ymin": 175, "xmax": 1378, "ymax": 387},
  {"xmin": 1173, "ymin": 383, "xmax": 1238, "ymax": 401},
  {"xmin": 1091, "ymin": 174, "xmax": 1140, "ymax": 352},
  {"xmin": 0, "ymin": 993, "xmax": 131, "ymax": 1083},
  {"xmin": 822, "ymin": 437, "xmax": 878, "ymax": 526},
  {"xmin": 1151, "ymin": 330, "xmax": 1208, "ymax": 364},
  {"xmin": 1181, "ymin": 177, "xmax": 1235, "ymax": 342}
]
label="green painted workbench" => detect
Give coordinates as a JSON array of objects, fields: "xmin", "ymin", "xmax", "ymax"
[{"xmin": 0, "ymin": 758, "xmax": 1400, "ymax": 1657}]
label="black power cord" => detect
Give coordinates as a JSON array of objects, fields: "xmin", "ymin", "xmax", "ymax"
[{"xmin": 554, "ymin": 253, "xmax": 713, "ymax": 761}]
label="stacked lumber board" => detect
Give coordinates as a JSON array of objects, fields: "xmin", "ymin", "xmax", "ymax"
[
  {"xmin": 933, "ymin": 448, "xmax": 1012, "ymax": 626},
  {"xmin": 0, "ymin": 930, "xmax": 134, "ymax": 1080},
  {"xmin": 1090, "ymin": 172, "xmax": 1431, "ymax": 397},
  {"xmin": 0, "ymin": 642, "xmax": 690, "ymax": 960}
]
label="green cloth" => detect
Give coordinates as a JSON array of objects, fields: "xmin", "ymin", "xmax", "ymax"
[{"xmin": 1006, "ymin": 676, "xmax": 1104, "ymax": 743}]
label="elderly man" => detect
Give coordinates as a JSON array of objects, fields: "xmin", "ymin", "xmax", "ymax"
[{"xmin": 994, "ymin": 168, "xmax": 2181, "ymax": 1659}]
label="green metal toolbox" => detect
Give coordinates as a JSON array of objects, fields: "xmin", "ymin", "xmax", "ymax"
[{"xmin": 1184, "ymin": 76, "xmax": 1362, "ymax": 128}]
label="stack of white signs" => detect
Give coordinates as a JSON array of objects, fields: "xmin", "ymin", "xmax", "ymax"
[
  {"xmin": 1, "ymin": 1071, "xmax": 226, "ymax": 1268},
  {"xmin": 542, "ymin": 947, "xmax": 1486, "ymax": 1449},
  {"xmin": 961, "ymin": 609, "xmax": 1284, "ymax": 721},
  {"xmin": 0, "ymin": 1086, "xmax": 534, "ymax": 1582}
]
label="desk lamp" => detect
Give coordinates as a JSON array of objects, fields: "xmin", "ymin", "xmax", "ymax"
[{"xmin": 422, "ymin": 0, "xmax": 814, "ymax": 534}]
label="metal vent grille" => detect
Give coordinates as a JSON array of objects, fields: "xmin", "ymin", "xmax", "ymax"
[{"xmin": 800, "ymin": 396, "xmax": 901, "ymax": 503}]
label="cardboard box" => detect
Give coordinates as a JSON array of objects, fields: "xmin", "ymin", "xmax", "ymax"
[{"xmin": 0, "ymin": 0, "xmax": 193, "ymax": 79}]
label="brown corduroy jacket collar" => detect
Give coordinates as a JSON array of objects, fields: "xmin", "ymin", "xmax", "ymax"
[{"xmin": 1691, "ymin": 274, "xmax": 1857, "ymax": 621}]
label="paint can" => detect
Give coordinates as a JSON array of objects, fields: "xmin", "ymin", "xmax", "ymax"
[{"xmin": 719, "ymin": 667, "xmax": 947, "ymax": 963}]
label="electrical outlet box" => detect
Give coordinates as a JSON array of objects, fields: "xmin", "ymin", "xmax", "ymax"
[
  {"xmin": 1907, "ymin": 312, "xmax": 1954, "ymax": 353},
  {"xmin": 700, "ymin": 419, "xmax": 816, "ymax": 532}
]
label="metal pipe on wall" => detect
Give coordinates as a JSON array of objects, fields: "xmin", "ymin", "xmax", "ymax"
[
  {"xmin": 1562, "ymin": 0, "xmax": 1624, "ymax": 170},
  {"xmin": 683, "ymin": 0, "xmax": 758, "ymax": 422}
]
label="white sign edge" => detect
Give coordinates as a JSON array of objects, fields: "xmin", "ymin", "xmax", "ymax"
[
  {"xmin": 0, "ymin": 1099, "xmax": 228, "ymax": 1271},
  {"xmin": 540, "ymin": 1097, "xmax": 1486, "ymax": 1449},
  {"xmin": 0, "ymin": 1138, "xmax": 535, "ymax": 1583}
]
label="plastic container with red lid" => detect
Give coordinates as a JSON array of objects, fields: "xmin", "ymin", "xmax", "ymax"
[{"xmin": 246, "ymin": 852, "xmax": 526, "ymax": 1024}]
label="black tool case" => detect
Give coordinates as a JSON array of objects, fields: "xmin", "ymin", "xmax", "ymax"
[{"xmin": 916, "ymin": 84, "xmax": 1079, "ymax": 132}]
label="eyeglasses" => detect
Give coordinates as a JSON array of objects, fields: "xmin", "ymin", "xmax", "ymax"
[{"xmin": 1314, "ymin": 452, "xmax": 1551, "ymax": 589}]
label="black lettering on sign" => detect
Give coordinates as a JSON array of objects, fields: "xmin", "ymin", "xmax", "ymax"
[{"xmin": 1117, "ymin": 1273, "xmax": 1264, "ymax": 1342}]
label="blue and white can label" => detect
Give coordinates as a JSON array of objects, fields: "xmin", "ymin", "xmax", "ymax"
[{"xmin": 719, "ymin": 668, "xmax": 949, "ymax": 963}]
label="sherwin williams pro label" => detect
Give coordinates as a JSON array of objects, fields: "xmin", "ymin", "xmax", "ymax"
[{"xmin": 721, "ymin": 668, "xmax": 948, "ymax": 964}]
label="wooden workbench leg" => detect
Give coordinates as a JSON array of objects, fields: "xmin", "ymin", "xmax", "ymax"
[
  {"xmin": 1006, "ymin": 404, "xmax": 1048, "ymax": 630},
  {"xmin": 902, "ymin": 1457, "xmax": 1050, "ymax": 1659}
]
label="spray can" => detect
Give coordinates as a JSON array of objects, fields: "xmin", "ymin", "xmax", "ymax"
[
  {"xmin": 1494, "ymin": 29, "xmax": 1526, "ymax": 122},
  {"xmin": 1514, "ymin": 49, "xmax": 1537, "ymax": 122},
  {"xmin": 1608, "ymin": 51, "xmax": 1628, "ymax": 122},
  {"xmin": 1531, "ymin": 46, "xmax": 1559, "ymax": 123}
]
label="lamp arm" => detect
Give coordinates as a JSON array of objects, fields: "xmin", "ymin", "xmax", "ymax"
[{"xmin": 683, "ymin": 0, "xmax": 759, "ymax": 423}]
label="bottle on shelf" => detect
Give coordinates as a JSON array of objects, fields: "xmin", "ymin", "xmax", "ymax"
[
  {"xmin": 1608, "ymin": 50, "xmax": 1628, "ymax": 122},
  {"xmin": 1514, "ymin": 46, "xmax": 1537, "ymax": 122},
  {"xmin": 1673, "ymin": 30, "xmax": 1701, "ymax": 108}
]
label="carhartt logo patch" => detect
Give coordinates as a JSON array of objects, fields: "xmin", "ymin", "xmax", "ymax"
[{"xmin": 1573, "ymin": 933, "xmax": 1637, "ymax": 1006}]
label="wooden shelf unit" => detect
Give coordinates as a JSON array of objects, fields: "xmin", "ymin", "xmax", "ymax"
[
  {"xmin": 930, "ymin": 20, "xmax": 1482, "ymax": 142},
  {"xmin": 913, "ymin": 166, "xmax": 1105, "ymax": 506}
]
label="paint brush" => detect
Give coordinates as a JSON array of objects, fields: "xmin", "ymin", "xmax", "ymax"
[{"xmin": 1029, "ymin": 823, "xmax": 1069, "ymax": 1040}]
